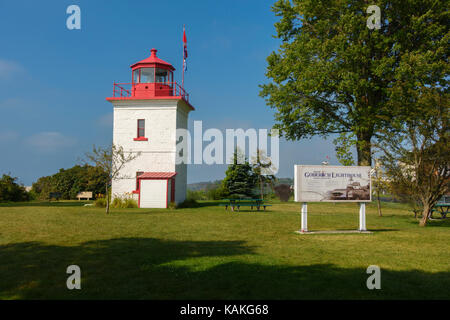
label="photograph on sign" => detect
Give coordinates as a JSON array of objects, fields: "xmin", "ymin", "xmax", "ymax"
[{"xmin": 294, "ymin": 165, "xmax": 371, "ymax": 202}]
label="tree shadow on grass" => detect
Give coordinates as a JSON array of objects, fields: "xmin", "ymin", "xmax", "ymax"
[
  {"xmin": 0, "ymin": 238, "xmax": 449, "ymax": 300},
  {"xmin": 196, "ymin": 201, "xmax": 221, "ymax": 208},
  {"xmin": 406, "ymin": 218, "xmax": 450, "ymax": 228},
  {"xmin": 0, "ymin": 201, "xmax": 91, "ymax": 207}
]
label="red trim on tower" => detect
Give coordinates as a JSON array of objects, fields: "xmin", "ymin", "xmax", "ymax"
[
  {"xmin": 106, "ymin": 96, "xmax": 195, "ymax": 111},
  {"xmin": 138, "ymin": 172, "xmax": 177, "ymax": 179},
  {"xmin": 133, "ymin": 137, "xmax": 148, "ymax": 141},
  {"xmin": 138, "ymin": 178, "xmax": 142, "ymax": 208}
]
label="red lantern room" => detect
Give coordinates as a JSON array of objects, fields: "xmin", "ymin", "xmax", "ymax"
[{"xmin": 106, "ymin": 48, "xmax": 193, "ymax": 109}]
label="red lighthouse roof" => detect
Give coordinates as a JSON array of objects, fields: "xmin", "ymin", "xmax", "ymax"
[
  {"xmin": 106, "ymin": 48, "xmax": 194, "ymax": 110},
  {"xmin": 130, "ymin": 48, "xmax": 175, "ymax": 71}
]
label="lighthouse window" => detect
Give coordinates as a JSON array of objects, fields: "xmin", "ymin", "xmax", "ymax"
[
  {"xmin": 133, "ymin": 69, "xmax": 139, "ymax": 83},
  {"xmin": 137, "ymin": 119, "xmax": 145, "ymax": 137},
  {"xmin": 155, "ymin": 68, "xmax": 168, "ymax": 83},
  {"xmin": 140, "ymin": 68, "xmax": 154, "ymax": 83}
]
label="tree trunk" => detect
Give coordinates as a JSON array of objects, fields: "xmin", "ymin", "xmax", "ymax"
[
  {"xmin": 356, "ymin": 134, "xmax": 372, "ymax": 166},
  {"xmin": 419, "ymin": 204, "xmax": 430, "ymax": 226},
  {"xmin": 376, "ymin": 190, "xmax": 382, "ymax": 217},
  {"xmin": 258, "ymin": 174, "xmax": 263, "ymax": 200},
  {"xmin": 106, "ymin": 184, "xmax": 110, "ymax": 214}
]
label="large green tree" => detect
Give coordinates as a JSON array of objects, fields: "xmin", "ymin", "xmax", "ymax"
[
  {"xmin": 32, "ymin": 165, "xmax": 109, "ymax": 200},
  {"xmin": 260, "ymin": 0, "xmax": 448, "ymax": 165},
  {"xmin": 378, "ymin": 89, "xmax": 449, "ymax": 226},
  {"xmin": 0, "ymin": 174, "xmax": 29, "ymax": 202}
]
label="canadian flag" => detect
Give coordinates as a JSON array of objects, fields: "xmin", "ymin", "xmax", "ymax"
[{"xmin": 183, "ymin": 26, "xmax": 188, "ymax": 71}]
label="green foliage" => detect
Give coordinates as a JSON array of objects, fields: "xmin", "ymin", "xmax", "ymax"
[
  {"xmin": 221, "ymin": 150, "xmax": 257, "ymax": 198},
  {"xmin": 122, "ymin": 198, "xmax": 138, "ymax": 208},
  {"xmin": 260, "ymin": 0, "xmax": 449, "ymax": 166},
  {"xmin": 32, "ymin": 165, "xmax": 108, "ymax": 200},
  {"xmin": 378, "ymin": 93, "xmax": 449, "ymax": 226},
  {"xmin": 111, "ymin": 197, "xmax": 123, "ymax": 209},
  {"xmin": 187, "ymin": 185, "xmax": 226, "ymax": 201},
  {"xmin": 94, "ymin": 197, "xmax": 107, "ymax": 208},
  {"xmin": 84, "ymin": 144, "xmax": 141, "ymax": 214},
  {"xmin": 0, "ymin": 174, "xmax": 30, "ymax": 202},
  {"xmin": 333, "ymin": 133, "xmax": 356, "ymax": 166},
  {"xmin": 206, "ymin": 185, "xmax": 226, "ymax": 200},
  {"xmin": 176, "ymin": 199, "xmax": 200, "ymax": 209},
  {"xmin": 167, "ymin": 201, "xmax": 177, "ymax": 210},
  {"xmin": 111, "ymin": 196, "xmax": 138, "ymax": 209},
  {"xmin": 251, "ymin": 149, "xmax": 277, "ymax": 200},
  {"xmin": 187, "ymin": 189, "xmax": 207, "ymax": 201}
]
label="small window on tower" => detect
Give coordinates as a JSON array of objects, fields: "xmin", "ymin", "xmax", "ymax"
[{"xmin": 137, "ymin": 119, "xmax": 145, "ymax": 137}]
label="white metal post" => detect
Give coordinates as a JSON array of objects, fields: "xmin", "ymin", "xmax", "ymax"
[
  {"xmin": 359, "ymin": 202, "xmax": 367, "ymax": 231},
  {"xmin": 301, "ymin": 202, "xmax": 308, "ymax": 232}
]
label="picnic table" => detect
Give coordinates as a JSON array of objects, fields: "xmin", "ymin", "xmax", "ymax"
[
  {"xmin": 431, "ymin": 203, "xmax": 450, "ymax": 219},
  {"xmin": 219, "ymin": 198, "xmax": 272, "ymax": 211}
]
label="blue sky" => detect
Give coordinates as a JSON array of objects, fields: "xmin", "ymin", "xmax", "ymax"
[{"xmin": 0, "ymin": 0, "xmax": 343, "ymax": 186}]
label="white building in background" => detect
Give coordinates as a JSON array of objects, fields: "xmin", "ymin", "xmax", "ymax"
[{"xmin": 106, "ymin": 48, "xmax": 195, "ymax": 208}]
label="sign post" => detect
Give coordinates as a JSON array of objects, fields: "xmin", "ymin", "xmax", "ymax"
[
  {"xmin": 301, "ymin": 202, "xmax": 308, "ymax": 233},
  {"xmin": 294, "ymin": 165, "xmax": 372, "ymax": 233},
  {"xmin": 359, "ymin": 203, "xmax": 366, "ymax": 231}
]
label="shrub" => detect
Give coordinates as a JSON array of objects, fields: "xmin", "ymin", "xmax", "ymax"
[
  {"xmin": 111, "ymin": 196, "xmax": 137, "ymax": 208},
  {"xmin": 274, "ymin": 184, "xmax": 292, "ymax": 202},
  {"xmin": 176, "ymin": 199, "xmax": 200, "ymax": 208},
  {"xmin": 187, "ymin": 189, "xmax": 208, "ymax": 200},
  {"xmin": 94, "ymin": 197, "xmax": 107, "ymax": 207},
  {"xmin": 111, "ymin": 197, "xmax": 123, "ymax": 208},
  {"xmin": 122, "ymin": 198, "xmax": 138, "ymax": 208},
  {"xmin": 206, "ymin": 186, "xmax": 225, "ymax": 200},
  {"xmin": 167, "ymin": 201, "xmax": 177, "ymax": 210}
]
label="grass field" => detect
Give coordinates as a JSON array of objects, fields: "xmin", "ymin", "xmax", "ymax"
[{"xmin": 0, "ymin": 200, "xmax": 449, "ymax": 300}]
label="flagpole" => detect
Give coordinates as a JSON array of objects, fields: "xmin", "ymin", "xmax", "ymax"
[{"xmin": 182, "ymin": 24, "xmax": 185, "ymax": 91}]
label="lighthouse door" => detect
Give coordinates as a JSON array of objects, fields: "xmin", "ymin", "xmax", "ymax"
[{"xmin": 140, "ymin": 179, "xmax": 167, "ymax": 208}]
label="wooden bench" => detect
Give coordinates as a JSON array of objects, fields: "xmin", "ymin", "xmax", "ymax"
[
  {"xmin": 48, "ymin": 192, "xmax": 62, "ymax": 201},
  {"xmin": 77, "ymin": 191, "xmax": 93, "ymax": 201}
]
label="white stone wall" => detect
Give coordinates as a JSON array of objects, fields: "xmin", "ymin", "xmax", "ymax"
[
  {"xmin": 109, "ymin": 99, "xmax": 192, "ymax": 204},
  {"xmin": 174, "ymin": 101, "xmax": 189, "ymax": 203}
]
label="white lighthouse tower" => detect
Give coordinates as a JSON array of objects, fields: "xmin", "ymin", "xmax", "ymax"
[{"xmin": 106, "ymin": 48, "xmax": 194, "ymax": 208}]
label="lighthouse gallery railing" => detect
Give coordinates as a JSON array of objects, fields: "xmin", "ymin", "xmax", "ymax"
[{"xmin": 112, "ymin": 82, "xmax": 189, "ymax": 102}]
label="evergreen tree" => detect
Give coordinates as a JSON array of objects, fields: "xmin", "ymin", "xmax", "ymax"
[{"xmin": 222, "ymin": 149, "xmax": 257, "ymax": 198}]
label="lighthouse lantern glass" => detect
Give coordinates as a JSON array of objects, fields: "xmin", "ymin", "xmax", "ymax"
[
  {"xmin": 155, "ymin": 68, "xmax": 168, "ymax": 83},
  {"xmin": 140, "ymin": 68, "xmax": 155, "ymax": 83},
  {"xmin": 133, "ymin": 69, "xmax": 139, "ymax": 83}
]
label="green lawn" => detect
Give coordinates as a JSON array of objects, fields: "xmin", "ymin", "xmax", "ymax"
[{"xmin": 0, "ymin": 200, "xmax": 449, "ymax": 299}]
